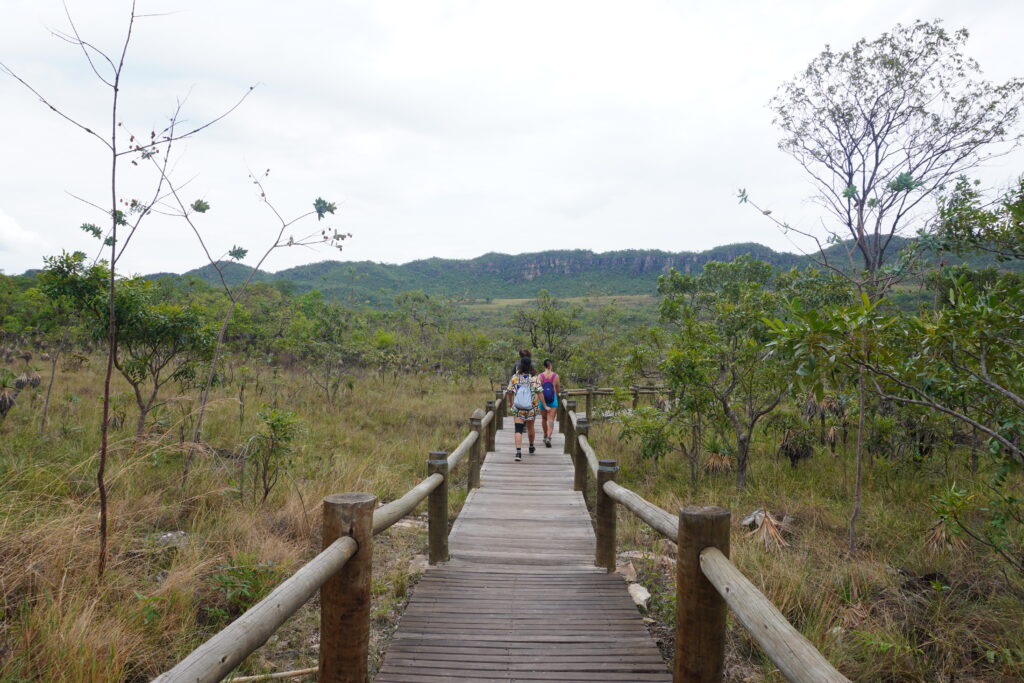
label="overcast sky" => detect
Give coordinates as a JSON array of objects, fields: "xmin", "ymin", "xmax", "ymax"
[{"xmin": 1, "ymin": 0, "xmax": 1022, "ymax": 276}]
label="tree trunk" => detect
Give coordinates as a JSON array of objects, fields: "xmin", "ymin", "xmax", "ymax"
[
  {"xmin": 39, "ymin": 339, "xmax": 63, "ymax": 437},
  {"xmin": 735, "ymin": 433, "xmax": 750, "ymax": 490},
  {"xmin": 970, "ymin": 424, "xmax": 978, "ymax": 475},
  {"xmin": 849, "ymin": 364, "xmax": 866, "ymax": 554},
  {"xmin": 136, "ymin": 406, "xmax": 149, "ymax": 441}
]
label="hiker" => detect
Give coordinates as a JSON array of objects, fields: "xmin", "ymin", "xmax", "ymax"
[
  {"xmin": 512, "ymin": 348, "xmax": 531, "ymax": 376},
  {"xmin": 506, "ymin": 356, "xmax": 547, "ymax": 462},
  {"xmin": 538, "ymin": 359, "xmax": 561, "ymax": 448}
]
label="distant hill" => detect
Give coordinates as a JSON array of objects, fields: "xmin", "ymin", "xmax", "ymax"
[{"xmin": 146, "ymin": 238, "xmax": 1020, "ymax": 306}]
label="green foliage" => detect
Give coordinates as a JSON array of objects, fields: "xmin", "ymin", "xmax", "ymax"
[
  {"xmin": 133, "ymin": 592, "xmax": 168, "ymax": 627},
  {"xmin": 80, "ymin": 223, "xmax": 102, "ymax": 239},
  {"xmin": 618, "ymin": 407, "xmax": 673, "ymax": 461},
  {"xmin": 243, "ymin": 408, "xmax": 301, "ymax": 503},
  {"xmin": 312, "ymin": 197, "xmax": 336, "ymax": 220},
  {"xmin": 190, "ymin": 199, "xmax": 210, "ymax": 214},
  {"xmin": 931, "ymin": 175, "xmax": 1024, "ymax": 261},
  {"xmin": 38, "ymin": 251, "xmax": 216, "ymax": 435},
  {"xmin": 202, "ymin": 553, "xmax": 285, "ymax": 627},
  {"xmin": 514, "ymin": 289, "xmax": 581, "ymax": 361},
  {"xmin": 657, "ymin": 256, "xmax": 793, "ymax": 488}
]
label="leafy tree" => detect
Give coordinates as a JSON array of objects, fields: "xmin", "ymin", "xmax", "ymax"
[
  {"xmin": 658, "ymin": 257, "xmax": 788, "ymax": 489},
  {"xmin": 39, "ymin": 252, "xmax": 214, "ymax": 439},
  {"xmin": 514, "ymin": 290, "xmax": 581, "ymax": 361},
  {"xmin": 769, "ymin": 271, "xmax": 1023, "ymax": 566},
  {"xmin": 394, "ymin": 290, "xmax": 452, "ymax": 339},
  {"xmin": 766, "ymin": 20, "xmax": 1024, "ymax": 276},
  {"xmin": 445, "ymin": 329, "xmax": 491, "ymax": 376},
  {"xmin": 242, "ymin": 408, "xmax": 300, "ymax": 504},
  {"xmin": 288, "ymin": 293, "xmax": 363, "ymax": 404},
  {"xmin": 931, "ymin": 175, "xmax": 1024, "ymax": 261}
]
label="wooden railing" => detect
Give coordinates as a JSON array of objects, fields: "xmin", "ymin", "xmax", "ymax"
[
  {"xmin": 563, "ymin": 384, "xmax": 665, "ymax": 418},
  {"xmin": 556, "ymin": 391, "xmax": 849, "ymax": 683},
  {"xmin": 154, "ymin": 396, "xmax": 504, "ymax": 683}
]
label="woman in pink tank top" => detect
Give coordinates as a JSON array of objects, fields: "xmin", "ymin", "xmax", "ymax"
[{"xmin": 538, "ymin": 359, "xmax": 561, "ymax": 448}]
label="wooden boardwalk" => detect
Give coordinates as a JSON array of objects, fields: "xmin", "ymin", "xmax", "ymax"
[{"xmin": 375, "ymin": 419, "xmax": 671, "ymax": 682}]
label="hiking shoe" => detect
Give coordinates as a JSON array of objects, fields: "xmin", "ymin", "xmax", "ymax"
[
  {"xmin": 529, "ymin": 445, "xmax": 536, "ymax": 454},
  {"xmin": 545, "ymin": 438, "xmax": 552, "ymax": 448},
  {"xmin": 515, "ymin": 451, "xmax": 522, "ymax": 462}
]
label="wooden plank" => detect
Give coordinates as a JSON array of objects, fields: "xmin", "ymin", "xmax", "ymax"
[{"xmin": 374, "ymin": 418, "xmax": 670, "ymax": 682}]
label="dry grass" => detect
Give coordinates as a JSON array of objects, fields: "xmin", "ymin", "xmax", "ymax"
[
  {"xmin": 589, "ymin": 420, "xmax": 1024, "ymax": 682},
  {"xmin": 0, "ymin": 361, "xmax": 489, "ymax": 681}
]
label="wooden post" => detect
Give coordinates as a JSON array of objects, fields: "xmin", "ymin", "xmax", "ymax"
[
  {"xmin": 574, "ymin": 417, "xmax": 589, "ymax": 493},
  {"xmin": 557, "ymin": 392, "xmax": 566, "ymax": 433},
  {"xmin": 675, "ymin": 505, "xmax": 730, "ymax": 683},
  {"xmin": 494, "ymin": 390, "xmax": 505, "ymax": 430},
  {"xmin": 320, "ymin": 492, "xmax": 376, "ymax": 683},
  {"xmin": 631, "ymin": 386, "xmax": 639, "ymax": 410},
  {"xmin": 586, "ymin": 386, "xmax": 595, "ymax": 420},
  {"xmin": 427, "ymin": 452, "xmax": 449, "ymax": 564},
  {"xmin": 485, "ymin": 401, "xmax": 497, "ymax": 451},
  {"xmin": 563, "ymin": 400, "xmax": 577, "ymax": 454},
  {"xmin": 468, "ymin": 410, "xmax": 483, "ymax": 491},
  {"xmin": 595, "ymin": 459, "xmax": 618, "ymax": 572}
]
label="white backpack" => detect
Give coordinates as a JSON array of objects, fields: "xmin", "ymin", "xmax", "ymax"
[{"xmin": 513, "ymin": 377, "xmax": 534, "ymax": 410}]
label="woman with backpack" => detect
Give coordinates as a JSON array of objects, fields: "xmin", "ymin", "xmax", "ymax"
[
  {"xmin": 538, "ymin": 359, "xmax": 561, "ymax": 448},
  {"xmin": 505, "ymin": 356, "xmax": 547, "ymax": 462}
]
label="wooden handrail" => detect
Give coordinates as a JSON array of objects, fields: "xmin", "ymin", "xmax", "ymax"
[
  {"xmin": 446, "ymin": 430, "xmax": 479, "ymax": 470},
  {"xmin": 565, "ymin": 386, "xmax": 848, "ymax": 683},
  {"xmin": 577, "ymin": 433, "xmax": 599, "ymax": 476},
  {"xmin": 602, "ymin": 480, "xmax": 676, "ymax": 540},
  {"xmin": 372, "ymin": 473, "xmax": 444, "ymax": 535},
  {"xmin": 154, "ymin": 536, "xmax": 358, "ymax": 683},
  {"xmin": 700, "ymin": 547, "xmax": 847, "ymax": 682},
  {"xmin": 159, "ymin": 404, "xmax": 496, "ymax": 682},
  {"xmin": 564, "ymin": 386, "xmax": 664, "ymax": 396}
]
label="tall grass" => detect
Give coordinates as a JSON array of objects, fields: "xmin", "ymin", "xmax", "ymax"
[{"xmin": 0, "ymin": 359, "xmax": 489, "ymax": 681}]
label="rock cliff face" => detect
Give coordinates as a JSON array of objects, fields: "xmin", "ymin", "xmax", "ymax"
[
  {"xmin": 455, "ymin": 245, "xmax": 802, "ymax": 284},
  {"xmin": 167, "ymin": 241, "xmax": 859, "ymax": 304}
]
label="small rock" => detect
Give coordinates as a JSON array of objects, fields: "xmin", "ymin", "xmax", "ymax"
[
  {"xmin": 393, "ymin": 519, "xmax": 428, "ymax": 530},
  {"xmin": 615, "ymin": 561, "xmax": 637, "ymax": 583},
  {"xmin": 740, "ymin": 509, "xmax": 766, "ymax": 530},
  {"xmin": 408, "ymin": 554, "xmax": 429, "ymax": 574},
  {"xmin": 642, "ymin": 617, "xmax": 656, "ymax": 624},
  {"xmin": 155, "ymin": 530, "xmax": 187, "ymax": 547},
  {"xmin": 628, "ymin": 583, "xmax": 651, "ymax": 609},
  {"xmin": 619, "ymin": 549, "xmax": 675, "ymax": 568}
]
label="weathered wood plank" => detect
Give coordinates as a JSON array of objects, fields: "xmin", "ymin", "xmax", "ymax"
[{"xmin": 375, "ymin": 418, "xmax": 670, "ymax": 682}]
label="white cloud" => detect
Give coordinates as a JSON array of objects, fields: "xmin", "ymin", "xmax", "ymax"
[
  {"xmin": 0, "ymin": 0, "xmax": 1022, "ymax": 275},
  {"xmin": 0, "ymin": 207, "xmax": 51, "ymax": 272}
]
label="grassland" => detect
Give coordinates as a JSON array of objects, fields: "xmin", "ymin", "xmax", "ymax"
[
  {"xmin": 0, "ymin": 359, "xmax": 490, "ymax": 681},
  {"xmin": 2, "ymin": 361, "xmax": 1021, "ymax": 681},
  {"xmin": 461, "ymin": 293, "xmax": 659, "ymax": 313}
]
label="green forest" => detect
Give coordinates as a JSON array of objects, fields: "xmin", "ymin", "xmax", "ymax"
[{"xmin": 2, "ymin": 10, "xmax": 1023, "ymax": 683}]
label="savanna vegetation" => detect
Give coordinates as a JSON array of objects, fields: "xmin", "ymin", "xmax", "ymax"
[{"xmin": 1, "ymin": 9, "xmax": 1022, "ymax": 683}]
